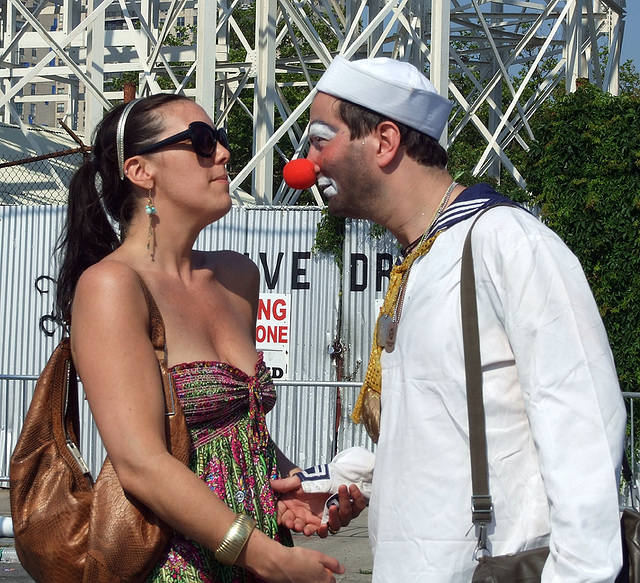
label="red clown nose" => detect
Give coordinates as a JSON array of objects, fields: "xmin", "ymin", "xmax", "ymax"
[{"xmin": 283, "ymin": 158, "xmax": 316, "ymax": 190}]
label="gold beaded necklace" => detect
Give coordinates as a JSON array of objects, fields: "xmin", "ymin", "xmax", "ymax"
[
  {"xmin": 376, "ymin": 181, "xmax": 457, "ymax": 352},
  {"xmin": 352, "ymin": 181, "xmax": 458, "ymax": 434}
]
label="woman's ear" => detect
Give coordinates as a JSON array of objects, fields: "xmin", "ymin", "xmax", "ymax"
[
  {"xmin": 122, "ymin": 156, "xmax": 154, "ymax": 190},
  {"xmin": 375, "ymin": 120, "xmax": 402, "ymax": 168}
]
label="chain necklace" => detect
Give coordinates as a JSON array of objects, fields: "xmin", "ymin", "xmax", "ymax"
[
  {"xmin": 353, "ymin": 181, "xmax": 458, "ymax": 430},
  {"xmin": 376, "ymin": 181, "xmax": 457, "ymax": 352}
]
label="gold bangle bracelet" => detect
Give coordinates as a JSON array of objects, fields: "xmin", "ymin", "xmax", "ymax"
[{"xmin": 214, "ymin": 514, "xmax": 257, "ymax": 566}]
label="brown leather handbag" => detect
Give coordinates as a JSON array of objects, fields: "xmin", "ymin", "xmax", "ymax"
[{"xmin": 10, "ymin": 278, "xmax": 191, "ymax": 583}]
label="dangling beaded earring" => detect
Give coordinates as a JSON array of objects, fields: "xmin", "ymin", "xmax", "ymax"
[{"xmin": 145, "ymin": 189, "xmax": 156, "ymax": 252}]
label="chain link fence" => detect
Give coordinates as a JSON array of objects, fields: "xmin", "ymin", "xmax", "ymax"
[{"xmin": 0, "ymin": 147, "xmax": 89, "ymax": 205}]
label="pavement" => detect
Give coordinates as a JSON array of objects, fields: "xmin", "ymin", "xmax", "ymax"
[
  {"xmin": 0, "ymin": 488, "xmax": 373, "ymax": 582},
  {"xmin": 292, "ymin": 508, "xmax": 373, "ymax": 582}
]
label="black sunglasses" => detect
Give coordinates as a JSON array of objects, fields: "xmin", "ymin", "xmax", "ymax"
[{"xmin": 133, "ymin": 121, "xmax": 229, "ymax": 159}]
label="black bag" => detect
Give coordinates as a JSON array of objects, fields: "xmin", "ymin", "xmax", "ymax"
[
  {"xmin": 616, "ymin": 456, "xmax": 640, "ymax": 583},
  {"xmin": 472, "ymin": 548, "xmax": 550, "ymax": 583}
]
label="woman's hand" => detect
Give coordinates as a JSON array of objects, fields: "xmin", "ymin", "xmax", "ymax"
[
  {"xmin": 241, "ymin": 529, "xmax": 345, "ymax": 582},
  {"xmin": 268, "ymin": 546, "xmax": 345, "ymax": 583},
  {"xmin": 271, "ymin": 477, "xmax": 367, "ymax": 537}
]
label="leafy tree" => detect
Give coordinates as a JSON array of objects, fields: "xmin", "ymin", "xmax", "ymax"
[
  {"xmin": 620, "ymin": 59, "xmax": 640, "ymax": 98},
  {"xmin": 523, "ymin": 80, "xmax": 640, "ymax": 391}
]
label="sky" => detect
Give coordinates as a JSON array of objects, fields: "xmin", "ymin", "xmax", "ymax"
[{"xmin": 621, "ymin": 3, "xmax": 639, "ymax": 64}]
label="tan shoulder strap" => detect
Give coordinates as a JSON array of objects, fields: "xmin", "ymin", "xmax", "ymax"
[
  {"xmin": 134, "ymin": 274, "xmax": 182, "ymax": 419},
  {"xmin": 135, "ymin": 275, "xmax": 165, "ymax": 353},
  {"xmin": 461, "ymin": 202, "xmax": 520, "ymax": 555}
]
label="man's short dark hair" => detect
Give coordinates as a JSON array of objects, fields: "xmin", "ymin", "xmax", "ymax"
[{"xmin": 337, "ymin": 100, "xmax": 448, "ymax": 169}]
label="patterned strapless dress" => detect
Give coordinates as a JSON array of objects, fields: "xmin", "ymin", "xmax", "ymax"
[{"xmin": 145, "ymin": 353, "xmax": 292, "ymax": 583}]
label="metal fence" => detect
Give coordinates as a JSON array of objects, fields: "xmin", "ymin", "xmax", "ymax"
[
  {"xmin": 0, "ymin": 148, "xmax": 86, "ymax": 205},
  {"xmin": 2, "ymin": 375, "xmax": 637, "ymax": 485},
  {"xmin": 0, "ymin": 376, "xmax": 366, "ymax": 486},
  {"xmin": 626, "ymin": 394, "xmax": 640, "ymax": 475}
]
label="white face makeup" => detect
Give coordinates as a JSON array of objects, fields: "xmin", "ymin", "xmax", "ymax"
[
  {"xmin": 317, "ymin": 176, "xmax": 338, "ymax": 197},
  {"xmin": 309, "ymin": 121, "xmax": 339, "ymax": 197},
  {"xmin": 309, "ymin": 121, "xmax": 337, "ymax": 144}
]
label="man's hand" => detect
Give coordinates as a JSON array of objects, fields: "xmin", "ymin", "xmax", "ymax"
[{"xmin": 271, "ymin": 476, "xmax": 367, "ymax": 537}]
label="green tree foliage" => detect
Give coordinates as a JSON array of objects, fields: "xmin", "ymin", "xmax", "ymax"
[
  {"xmin": 312, "ymin": 207, "xmax": 346, "ymax": 271},
  {"xmin": 523, "ymin": 80, "xmax": 640, "ymax": 391},
  {"xmin": 620, "ymin": 59, "xmax": 640, "ymax": 98}
]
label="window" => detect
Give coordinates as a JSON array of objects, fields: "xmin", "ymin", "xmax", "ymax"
[
  {"xmin": 32, "ymin": 49, "xmax": 37, "ymax": 57},
  {"xmin": 177, "ymin": 17, "xmax": 185, "ymax": 27},
  {"xmin": 30, "ymin": 103, "xmax": 36, "ymax": 116},
  {"xmin": 16, "ymin": 103, "xmax": 23, "ymax": 116},
  {"xmin": 30, "ymin": 83, "xmax": 36, "ymax": 95},
  {"xmin": 57, "ymin": 103, "xmax": 65, "ymax": 113},
  {"xmin": 193, "ymin": 15, "xmax": 197, "ymax": 27},
  {"xmin": 52, "ymin": 85, "xmax": 56, "ymax": 94}
]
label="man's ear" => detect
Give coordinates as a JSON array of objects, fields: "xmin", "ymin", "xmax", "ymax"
[
  {"xmin": 122, "ymin": 156, "xmax": 154, "ymax": 190},
  {"xmin": 375, "ymin": 120, "xmax": 402, "ymax": 168}
]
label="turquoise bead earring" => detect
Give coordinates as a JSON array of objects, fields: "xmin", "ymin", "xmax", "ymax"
[{"xmin": 145, "ymin": 189, "xmax": 156, "ymax": 252}]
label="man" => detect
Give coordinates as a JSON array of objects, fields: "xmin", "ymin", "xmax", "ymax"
[{"xmin": 277, "ymin": 56, "xmax": 627, "ymax": 582}]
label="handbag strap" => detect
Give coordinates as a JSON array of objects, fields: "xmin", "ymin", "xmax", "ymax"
[
  {"xmin": 136, "ymin": 274, "xmax": 181, "ymax": 418},
  {"xmin": 60, "ymin": 273, "xmax": 188, "ymax": 485},
  {"xmin": 138, "ymin": 275, "xmax": 166, "ymax": 353},
  {"xmin": 135, "ymin": 275, "xmax": 190, "ymax": 464},
  {"xmin": 460, "ymin": 202, "xmax": 519, "ymax": 557}
]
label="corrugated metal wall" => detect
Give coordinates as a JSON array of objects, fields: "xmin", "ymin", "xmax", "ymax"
[
  {"xmin": 338, "ymin": 221, "xmax": 397, "ymax": 453},
  {"xmin": 1, "ymin": 205, "xmax": 398, "ymax": 482}
]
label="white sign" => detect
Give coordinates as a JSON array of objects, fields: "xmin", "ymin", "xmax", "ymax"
[{"xmin": 256, "ymin": 294, "xmax": 290, "ymax": 380}]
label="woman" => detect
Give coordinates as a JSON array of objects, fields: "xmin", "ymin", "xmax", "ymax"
[{"xmin": 54, "ymin": 94, "xmax": 362, "ymax": 582}]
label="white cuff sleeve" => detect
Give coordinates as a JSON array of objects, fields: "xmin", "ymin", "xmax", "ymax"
[{"xmin": 296, "ymin": 447, "xmax": 375, "ymax": 523}]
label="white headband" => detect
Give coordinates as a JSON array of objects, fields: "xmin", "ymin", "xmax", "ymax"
[{"xmin": 116, "ymin": 98, "xmax": 142, "ymax": 180}]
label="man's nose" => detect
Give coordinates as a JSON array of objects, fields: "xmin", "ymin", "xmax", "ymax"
[{"xmin": 306, "ymin": 146, "xmax": 321, "ymax": 165}]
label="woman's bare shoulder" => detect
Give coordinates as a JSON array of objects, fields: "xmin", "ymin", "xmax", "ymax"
[{"xmin": 72, "ymin": 259, "xmax": 149, "ymax": 326}]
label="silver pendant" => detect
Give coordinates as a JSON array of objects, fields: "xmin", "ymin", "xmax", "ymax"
[{"xmin": 377, "ymin": 315, "xmax": 397, "ymax": 352}]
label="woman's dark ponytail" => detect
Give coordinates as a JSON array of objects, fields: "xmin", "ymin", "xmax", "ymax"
[{"xmin": 54, "ymin": 157, "xmax": 119, "ymax": 325}]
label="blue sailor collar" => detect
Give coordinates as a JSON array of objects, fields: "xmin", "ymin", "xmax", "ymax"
[{"xmin": 427, "ymin": 183, "xmax": 516, "ymax": 239}]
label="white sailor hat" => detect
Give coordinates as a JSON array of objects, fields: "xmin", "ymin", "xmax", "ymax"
[{"xmin": 316, "ymin": 56, "xmax": 453, "ymax": 140}]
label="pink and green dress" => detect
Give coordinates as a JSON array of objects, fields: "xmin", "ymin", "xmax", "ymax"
[{"xmin": 146, "ymin": 353, "xmax": 292, "ymax": 583}]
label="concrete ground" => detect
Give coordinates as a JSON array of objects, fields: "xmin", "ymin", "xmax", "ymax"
[
  {"xmin": 292, "ymin": 509, "xmax": 373, "ymax": 582},
  {"xmin": 0, "ymin": 488, "xmax": 372, "ymax": 582}
]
